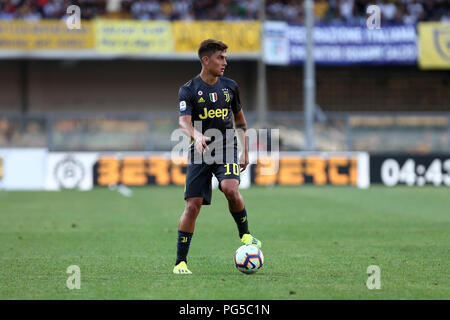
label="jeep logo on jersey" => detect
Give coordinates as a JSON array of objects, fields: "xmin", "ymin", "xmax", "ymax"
[
  {"xmin": 209, "ymin": 92, "xmax": 218, "ymax": 102},
  {"xmin": 199, "ymin": 107, "xmax": 229, "ymax": 120}
]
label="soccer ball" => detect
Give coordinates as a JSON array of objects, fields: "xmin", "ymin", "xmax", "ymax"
[{"xmin": 234, "ymin": 244, "xmax": 264, "ymax": 274}]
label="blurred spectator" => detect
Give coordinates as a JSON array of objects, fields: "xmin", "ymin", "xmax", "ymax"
[
  {"xmin": 282, "ymin": 0, "xmax": 301, "ymax": 22},
  {"xmin": 130, "ymin": 0, "xmax": 159, "ymax": 20},
  {"xmin": 172, "ymin": 0, "xmax": 193, "ymax": 20},
  {"xmin": 338, "ymin": 0, "xmax": 355, "ymax": 23},
  {"xmin": 0, "ymin": 0, "xmax": 20, "ymax": 20},
  {"xmin": 442, "ymin": 9, "xmax": 450, "ymax": 22},
  {"xmin": 408, "ymin": 0, "xmax": 425, "ymax": 21},
  {"xmin": 402, "ymin": 0, "xmax": 423, "ymax": 24},
  {"xmin": 314, "ymin": 0, "xmax": 329, "ymax": 21},
  {"xmin": 243, "ymin": 0, "xmax": 259, "ymax": 19},
  {"xmin": 378, "ymin": 0, "xmax": 397, "ymax": 23},
  {"xmin": 422, "ymin": 0, "xmax": 440, "ymax": 21},
  {"xmin": 43, "ymin": 0, "xmax": 63, "ymax": 18},
  {"xmin": 0, "ymin": 0, "xmax": 448, "ymax": 24}
]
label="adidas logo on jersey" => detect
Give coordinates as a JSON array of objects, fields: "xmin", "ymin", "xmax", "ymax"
[{"xmin": 198, "ymin": 97, "xmax": 205, "ymax": 103}]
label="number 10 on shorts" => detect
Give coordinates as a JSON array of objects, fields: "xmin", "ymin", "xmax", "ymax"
[{"xmin": 224, "ymin": 163, "xmax": 240, "ymax": 176}]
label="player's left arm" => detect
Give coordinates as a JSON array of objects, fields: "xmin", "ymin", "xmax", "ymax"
[{"xmin": 234, "ymin": 110, "xmax": 249, "ymax": 172}]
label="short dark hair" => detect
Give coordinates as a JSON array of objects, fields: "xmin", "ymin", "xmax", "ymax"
[{"xmin": 198, "ymin": 39, "xmax": 228, "ymax": 61}]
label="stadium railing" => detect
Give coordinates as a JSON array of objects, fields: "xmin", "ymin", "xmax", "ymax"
[{"xmin": 0, "ymin": 111, "xmax": 449, "ymax": 154}]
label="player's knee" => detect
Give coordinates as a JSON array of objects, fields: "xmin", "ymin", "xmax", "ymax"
[
  {"xmin": 184, "ymin": 199, "xmax": 202, "ymax": 218},
  {"xmin": 222, "ymin": 185, "xmax": 240, "ymax": 202}
]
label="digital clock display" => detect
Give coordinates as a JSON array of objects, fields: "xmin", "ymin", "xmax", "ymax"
[{"xmin": 371, "ymin": 155, "xmax": 450, "ymax": 186}]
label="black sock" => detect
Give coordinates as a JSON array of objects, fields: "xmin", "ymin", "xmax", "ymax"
[
  {"xmin": 175, "ymin": 230, "xmax": 193, "ymax": 265},
  {"xmin": 230, "ymin": 208, "xmax": 250, "ymax": 239}
]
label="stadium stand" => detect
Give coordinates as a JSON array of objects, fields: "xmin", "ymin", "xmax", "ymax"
[
  {"xmin": 0, "ymin": 1, "xmax": 449, "ymax": 153},
  {"xmin": 0, "ymin": 0, "xmax": 449, "ymax": 23}
]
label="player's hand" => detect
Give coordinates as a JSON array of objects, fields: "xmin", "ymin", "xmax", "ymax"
[
  {"xmin": 194, "ymin": 134, "xmax": 211, "ymax": 154},
  {"xmin": 240, "ymin": 152, "xmax": 249, "ymax": 172}
]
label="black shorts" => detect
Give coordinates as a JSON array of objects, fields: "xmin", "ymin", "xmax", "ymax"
[{"xmin": 184, "ymin": 162, "xmax": 241, "ymax": 205}]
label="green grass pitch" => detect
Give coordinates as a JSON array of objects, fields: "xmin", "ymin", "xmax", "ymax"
[{"xmin": 0, "ymin": 186, "xmax": 448, "ymax": 299}]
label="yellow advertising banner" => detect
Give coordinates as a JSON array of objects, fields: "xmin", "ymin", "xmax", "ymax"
[
  {"xmin": 418, "ymin": 22, "xmax": 450, "ymax": 69},
  {"xmin": 0, "ymin": 20, "xmax": 94, "ymax": 50},
  {"xmin": 173, "ymin": 21, "xmax": 260, "ymax": 52},
  {"xmin": 95, "ymin": 19, "xmax": 173, "ymax": 53}
]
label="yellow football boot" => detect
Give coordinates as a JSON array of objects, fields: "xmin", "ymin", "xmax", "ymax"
[
  {"xmin": 173, "ymin": 261, "xmax": 192, "ymax": 275},
  {"xmin": 241, "ymin": 234, "xmax": 262, "ymax": 248}
]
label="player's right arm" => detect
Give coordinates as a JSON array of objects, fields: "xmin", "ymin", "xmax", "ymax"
[
  {"xmin": 179, "ymin": 115, "xmax": 210, "ymax": 154},
  {"xmin": 178, "ymin": 85, "xmax": 210, "ymax": 154}
]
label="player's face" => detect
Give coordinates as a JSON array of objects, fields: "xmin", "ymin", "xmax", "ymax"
[{"xmin": 206, "ymin": 50, "xmax": 227, "ymax": 77}]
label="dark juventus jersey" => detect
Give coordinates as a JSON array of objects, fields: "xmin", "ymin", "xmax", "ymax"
[
  {"xmin": 178, "ymin": 75, "xmax": 242, "ymax": 163},
  {"xmin": 178, "ymin": 75, "xmax": 242, "ymax": 134}
]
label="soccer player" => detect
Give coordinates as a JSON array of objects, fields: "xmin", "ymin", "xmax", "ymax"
[{"xmin": 173, "ymin": 39, "xmax": 261, "ymax": 274}]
